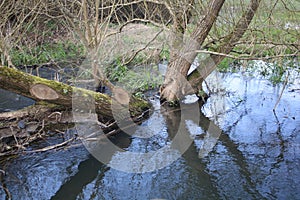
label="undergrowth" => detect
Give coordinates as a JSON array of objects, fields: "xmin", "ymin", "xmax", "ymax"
[
  {"xmin": 107, "ymin": 59, "xmax": 163, "ymax": 94},
  {"xmin": 10, "ymin": 41, "xmax": 84, "ymax": 67},
  {"xmin": 217, "ymin": 57, "xmax": 299, "ymax": 85}
]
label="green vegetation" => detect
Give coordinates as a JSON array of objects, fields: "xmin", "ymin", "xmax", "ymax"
[
  {"xmin": 106, "ymin": 58, "xmax": 129, "ymax": 81},
  {"xmin": 207, "ymin": 0, "xmax": 299, "ymax": 59},
  {"xmin": 217, "ymin": 58, "xmax": 236, "ymax": 72},
  {"xmin": 216, "ymin": 58, "xmax": 299, "ymax": 85},
  {"xmin": 10, "ymin": 41, "xmax": 84, "ymax": 66},
  {"xmin": 1, "ymin": 0, "xmax": 298, "ymax": 94},
  {"xmin": 159, "ymin": 46, "xmax": 170, "ymax": 61},
  {"xmin": 107, "ymin": 60, "xmax": 163, "ymax": 93},
  {"xmin": 117, "ymin": 67, "xmax": 163, "ymax": 92}
]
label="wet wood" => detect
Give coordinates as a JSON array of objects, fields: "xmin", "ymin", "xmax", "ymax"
[
  {"xmin": 30, "ymin": 84, "xmax": 59, "ymax": 100},
  {"xmin": 0, "ymin": 66, "xmax": 150, "ymax": 119}
]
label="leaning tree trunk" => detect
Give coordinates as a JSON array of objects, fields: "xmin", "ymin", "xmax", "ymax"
[
  {"xmin": 0, "ymin": 66, "xmax": 150, "ymax": 120},
  {"xmin": 160, "ymin": 0, "xmax": 225, "ymax": 102},
  {"xmin": 160, "ymin": 0, "xmax": 261, "ymax": 103},
  {"xmin": 187, "ymin": 0, "xmax": 262, "ymax": 94}
]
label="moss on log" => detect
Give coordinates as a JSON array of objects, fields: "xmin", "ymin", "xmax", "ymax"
[{"xmin": 0, "ymin": 66, "xmax": 150, "ymax": 119}]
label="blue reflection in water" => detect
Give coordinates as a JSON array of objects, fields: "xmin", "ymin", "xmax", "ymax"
[{"xmin": 0, "ymin": 70, "xmax": 299, "ymax": 200}]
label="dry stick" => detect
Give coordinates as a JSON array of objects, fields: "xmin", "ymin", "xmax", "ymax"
[
  {"xmin": 273, "ymin": 73, "xmax": 289, "ymax": 111},
  {"xmin": 36, "ymin": 120, "xmax": 45, "ymax": 136},
  {"xmin": 10, "ymin": 126, "xmax": 20, "ymax": 148},
  {"xmin": 122, "ymin": 28, "xmax": 164, "ymax": 66},
  {"xmin": 24, "ymin": 137, "xmax": 75, "ymax": 153},
  {"xmin": 196, "ymin": 50, "xmax": 299, "ymax": 61}
]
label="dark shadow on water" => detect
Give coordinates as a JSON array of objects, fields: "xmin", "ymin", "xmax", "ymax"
[
  {"xmin": 1, "ymin": 70, "xmax": 299, "ymax": 199},
  {"xmin": 40, "ymin": 99, "xmax": 272, "ymax": 199},
  {"xmin": 50, "ymin": 155, "xmax": 105, "ymax": 200},
  {"xmin": 50, "ymin": 133, "xmax": 131, "ymax": 200}
]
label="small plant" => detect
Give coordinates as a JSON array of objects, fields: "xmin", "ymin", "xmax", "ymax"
[
  {"xmin": 134, "ymin": 91, "xmax": 144, "ymax": 98},
  {"xmin": 217, "ymin": 57, "xmax": 235, "ymax": 72},
  {"xmin": 106, "ymin": 58, "xmax": 128, "ymax": 81},
  {"xmin": 159, "ymin": 46, "xmax": 170, "ymax": 61},
  {"xmin": 269, "ymin": 62, "xmax": 286, "ymax": 84},
  {"xmin": 198, "ymin": 89, "xmax": 206, "ymax": 98}
]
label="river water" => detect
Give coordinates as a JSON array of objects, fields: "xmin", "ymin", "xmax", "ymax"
[{"xmin": 0, "ymin": 69, "xmax": 299, "ymax": 199}]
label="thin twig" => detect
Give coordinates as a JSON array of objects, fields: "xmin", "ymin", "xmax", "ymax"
[
  {"xmin": 122, "ymin": 28, "xmax": 164, "ymax": 66},
  {"xmin": 196, "ymin": 49, "xmax": 299, "ymax": 61},
  {"xmin": 10, "ymin": 126, "xmax": 20, "ymax": 147},
  {"xmin": 24, "ymin": 138, "xmax": 75, "ymax": 153},
  {"xmin": 273, "ymin": 73, "xmax": 289, "ymax": 111}
]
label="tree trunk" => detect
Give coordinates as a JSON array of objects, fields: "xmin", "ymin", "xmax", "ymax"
[
  {"xmin": 160, "ymin": 0, "xmax": 225, "ymax": 102},
  {"xmin": 0, "ymin": 66, "xmax": 150, "ymax": 120},
  {"xmin": 161, "ymin": 0, "xmax": 261, "ymax": 103},
  {"xmin": 187, "ymin": 0, "xmax": 262, "ymax": 93}
]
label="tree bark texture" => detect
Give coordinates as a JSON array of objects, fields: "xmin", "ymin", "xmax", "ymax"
[
  {"xmin": 161, "ymin": 0, "xmax": 261, "ymax": 102},
  {"xmin": 0, "ymin": 66, "xmax": 150, "ymax": 119},
  {"xmin": 160, "ymin": 0, "xmax": 225, "ymax": 102},
  {"xmin": 187, "ymin": 0, "xmax": 262, "ymax": 91}
]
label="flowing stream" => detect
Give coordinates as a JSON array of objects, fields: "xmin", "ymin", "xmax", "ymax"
[{"xmin": 0, "ymin": 67, "xmax": 299, "ymax": 199}]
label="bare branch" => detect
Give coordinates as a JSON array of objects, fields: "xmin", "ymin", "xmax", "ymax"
[{"xmin": 196, "ymin": 49, "xmax": 299, "ymax": 61}]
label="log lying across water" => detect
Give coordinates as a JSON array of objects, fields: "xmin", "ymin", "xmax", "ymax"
[{"xmin": 0, "ymin": 66, "xmax": 150, "ymax": 120}]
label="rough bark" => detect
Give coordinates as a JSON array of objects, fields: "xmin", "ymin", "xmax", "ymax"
[
  {"xmin": 161, "ymin": 0, "xmax": 261, "ymax": 102},
  {"xmin": 0, "ymin": 66, "xmax": 150, "ymax": 119},
  {"xmin": 160, "ymin": 0, "xmax": 225, "ymax": 102},
  {"xmin": 187, "ymin": 0, "xmax": 262, "ymax": 93}
]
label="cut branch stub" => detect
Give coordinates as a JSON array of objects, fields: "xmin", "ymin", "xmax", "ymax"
[
  {"xmin": 113, "ymin": 87, "xmax": 130, "ymax": 105},
  {"xmin": 0, "ymin": 66, "xmax": 150, "ymax": 119},
  {"xmin": 30, "ymin": 84, "xmax": 59, "ymax": 100}
]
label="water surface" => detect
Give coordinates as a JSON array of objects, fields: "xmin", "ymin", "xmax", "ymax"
[{"xmin": 0, "ymin": 70, "xmax": 299, "ymax": 199}]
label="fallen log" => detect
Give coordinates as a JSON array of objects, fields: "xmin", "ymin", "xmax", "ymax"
[
  {"xmin": 0, "ymin": 66, "xmax": 150, "ymax": 119},
  {"xmin": 0, "ymin": 66, "xmax": 152, "ymax": 155}
]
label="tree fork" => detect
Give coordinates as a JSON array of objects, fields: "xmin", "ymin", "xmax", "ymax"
[
  {"xmin": 160, "ymin": 0, "xmax": 225, "ymax": 102},
  {"xmin": 187, "ymin": 0, "xmax": 262, "ymax": 96}
]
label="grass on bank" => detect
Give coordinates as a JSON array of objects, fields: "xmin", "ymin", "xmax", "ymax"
[
  {"xmin": 5, "ymin": 0, "xmax": 299, "ymax": 91},
  {"xmin": 10, "ymin": 41, "xmax": 85, "ymax": 67}
]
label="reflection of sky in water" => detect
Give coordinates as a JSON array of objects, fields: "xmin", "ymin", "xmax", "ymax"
[
  {"xmin": 1, "ymin": 70, "xmax": 299, "ymax": 199},
  {"xmin": 0, "ymin": 88, "xmax": 35, "ymax": 112},
  {"xmin": 203, "ymin": 71, "xmax": 300, "ymax": 199}
]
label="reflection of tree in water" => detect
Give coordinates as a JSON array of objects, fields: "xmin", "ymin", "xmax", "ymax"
[
  {"xmin": 272, "ymin": 110, "xmax": 285, "ymax": 168},
  {"xmin": 51, "ymin": 74, "xmax": 297, "ymax": 199},
  {"xmin": 51, "ymin": 134, "xmax": 129, "ymax": 200},
  {"xmin": 51, "ymin": 156, "xmax": 105, "ymax": 200},
  {"xmin": 202, "ymin": 73, "xmax": 295, "ymax": 199},
  {"xmin": 163, "ymin": 100, "xmax": 266, "ymax": 199},
  {"xmin": 161, "ymin": 103, "xmax": 219, "ymax": 197}
]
